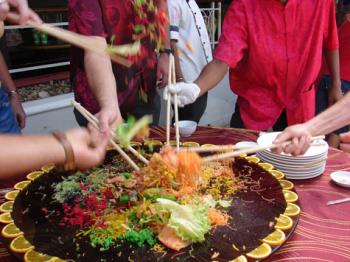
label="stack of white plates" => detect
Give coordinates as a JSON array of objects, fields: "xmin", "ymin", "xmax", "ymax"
[{"xmin": 256, "ymin": 132, "xmax": 328, "ymax": 180}]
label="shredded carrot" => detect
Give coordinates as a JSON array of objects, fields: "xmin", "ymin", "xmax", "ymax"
[
  {"xmin": 208, "ymin": 208, "xmax": 229, "ymax": 226},
  {"xmin": 177, "ymin": 152, "xmax": 202, "ymax": 188}
]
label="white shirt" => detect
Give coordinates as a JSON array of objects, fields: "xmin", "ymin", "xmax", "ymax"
[{"xmin": 168, "ymin": 0, "xmax": 213, "ymax": 82}]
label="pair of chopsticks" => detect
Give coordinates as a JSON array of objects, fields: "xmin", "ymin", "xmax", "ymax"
[
  {"xmin": 71, "ymin": 101, "xmax": 149, "ymax": 171},
  {"xmin": 202, "ymin": 135, "xmax": 325, "ymax": 163},
  {"xmin": 6, "ymin": 12, "xmax": 135, "ymax": 67},
  {"xmin": 165, "ymin": 54, "xmax": 180, "ymax": 150}
]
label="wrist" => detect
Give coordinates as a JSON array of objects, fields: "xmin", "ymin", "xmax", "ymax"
[
  {"xmin": 159, "ymin": 48, "xmax": 172, "ymax": 55},
  {"xmin": 7, "ymin": 90, "xmax": 19, "ymax": 99},
  {"xmin": 304, "ymin": 121, "xmax": 318, "ymax": 137},
  {"xmin": 52, "ymin": 131, "xmax": 76, "ymax": 171},
  {"xmin": 331, "ymin": 78, "xmax": 341, "ymax": 87}
]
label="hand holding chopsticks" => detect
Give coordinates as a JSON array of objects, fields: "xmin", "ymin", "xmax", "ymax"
[
  {"xmin": 72, "ymin": 101, "xmax": 148, "ymax": 171},
  {"xmin": 202, "ymin": 135, "xmax": 325, "ymax": 163}
]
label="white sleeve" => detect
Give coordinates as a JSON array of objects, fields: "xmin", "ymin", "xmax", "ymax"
[{"xmin": 168, "ymin": 0, "xmax": 181, "ymax": 40}]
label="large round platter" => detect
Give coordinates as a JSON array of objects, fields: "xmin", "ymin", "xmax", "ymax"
[{"xmin": 0, "ymin": 143, "xmax": 300, "ymax": 262}]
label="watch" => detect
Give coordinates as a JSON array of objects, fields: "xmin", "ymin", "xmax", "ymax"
[
  {"xmin": 159, "ymin": 48, "xmax": 172, "ymax": 55},
  {"xmin": 8, "ymin": 90, "xmax": 18, "ymax": 98}
]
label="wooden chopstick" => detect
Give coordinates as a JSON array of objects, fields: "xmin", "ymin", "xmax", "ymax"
[
  {"xmin": 71, "ymin": 101, "xmax": 148, "ymax": 165},
  {"xmin": 179, "ymin": 145, "xmax": 236, "ymax": 153},
  {"xmin": 166, "ymin": 55, "xmax": 172, "ymax": 146},
  {"xmin": 202, "ymin": 135, "xmax": 325, "ymax": 163},
  {"xmin": 71, "ymin": 101, "xmax": 140, "ymax": 171},
  {"xmin": 170, "ymin": 55, "xmax": 180, "ymax": 151},
  {"xmin": 6, "ymin": 12, "xmax": 132, "ymax": 67},
  {"xmin": 165, "ymin": 53, "xmax": 180, "ymax": 150}
]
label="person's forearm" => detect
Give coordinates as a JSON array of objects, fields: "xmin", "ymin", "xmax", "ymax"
[
  {"xmin": 170, "ymin": 40, "xmax": 184, "ymax": 81},
  {"xmin": 157, "ymin": 0, "xmax": 170, "ymax": 49},
  {"xmin": 0, "ymin": 52, "xmax": 16, "ymax": 92},
  {"xmin": 0, "ymin": 135, "xmax": 65, "ymax": 178},
  {"xmin": 84, "ymin": 37, "xmax": 119, "ymax": 111},
  {"xmin": 325, "ymin": 49, "xmax": 341, "ymax": 87},
  {"xmin": 305, "ymin": 92, "xmax": 350, "ymax": 136},
  {"xmin": 194, "ymin": 59, "xmax": 228, "ymax": 96}
]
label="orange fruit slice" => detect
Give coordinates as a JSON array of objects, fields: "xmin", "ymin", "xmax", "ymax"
[
  {"xmin": 283, "ymin": 190, "xmax": 298, "ymax": 203},
  {"xmin": 182, "ymin": 141, "xmax": 200, "ymax": 147},
  {"xmin": 230, "ymin": 255, "xmax": 247, "ymax": 262},
  {"xmin": 258, "ymin": 163, "xmax": 274, "ymax": 171},
  {"xmin": 246, "ymin": 243, "xmax": 272, "ymax": 259},
  {"xmin": 270, "ymin": 170, "xmax": 285, "ymax": 180},
  {"xmin": 168, "ymin": 140, "xmax": 182, "ymax": 147},
  {"xmin": 262, "ymin": 229, "xmax": 286, "ymax": 246},
  {"xmin": 48, "ymin": 257, "xmax": 66, "ymax": 262},
  {"xmin": 24, "ymin": 249, "xmax": 52, "ymax": 262},
  {"xmin": 10, "ymin": 235, "xmax": 34, "ymax": 253},
  {"xmin": 201, "ymin": 144, "xmax": 215, "ymax": 148},
  {"xmin": 279, "ymin": 180, "xmax": 294, "ymax": 190},
  {"xmin": 26, "ymin": 171, "xmax": 44, "ymax": 181},
  {"xmin": 41, "ymin": 163, "xmax": 55, "ymax": 173},
  {"xmin": 246, "ymin": 156, "xmax": 260, "ymax": 163},
  {"xmin": 5, "ymin": 190, "xmax": 19, "ymax": 201},
  {"xmin": 0, "ymin": 212, "xmax": 13, "ymax": 224},
  {"xmin": 1, "ymin": 223, "xmax": 23, "ymax": 238},
  {"xmin": 145, "ymin": 140, "xmax": 163, "ymax": 146},
  {"xmin": 284, "ymin": 203, "xmax": 301, "ymax": 217},
  {"xmin": 275, "ymin": 214, "xmax": 293, "ymax": 230},
  {"xmin": 14, "ymin": 180, "xmax": 31, "ymax": 191},
  {"xmin": 237, "ymin": 153, "xmax": 247, "ymax": 157},
  {"xmin": 0, "ymin": 201, "xmax": 14, "ymax": 213}
]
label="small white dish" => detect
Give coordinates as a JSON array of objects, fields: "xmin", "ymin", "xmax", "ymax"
[
  {"xmin": 330, "ymin": 171, "xmax": 350, "ymax": 188},
  {"xmin": 235, "ymin": 141, "xmax": 258, "ymax": 149},
  {"xmin": 177, "ymin": 120, "xmax": 197, "ymax": 137}
]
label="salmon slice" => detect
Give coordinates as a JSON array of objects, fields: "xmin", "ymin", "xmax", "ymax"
[{"xmin": 158, "ymin": 226, "xmax": 191, "ymax": 251}]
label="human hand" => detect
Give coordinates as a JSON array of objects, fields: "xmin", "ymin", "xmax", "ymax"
[
  {"xmin": 10, "ymin": 94, "xmax": 25, "ymax": 129},
  {"xmin": 96, "ymin": 106, "xmax": 123, "ymax": 135},
  {"xmin": 163, "ymin": 82, "xmax": 200, "ymax": 107},
  {"xmin": 157, "ymin": 53, "xmax": 169, "ymax": 88},
  {"xmin": 3, "ymin": 0, "xmax": 42, "ymax": 24},
  {"xmin": 328, "ymin": 81, "xmax": 343, "ymax": 107},
  {"xmin": 65, "ymin": 127, "xmax": 109, "ymax": 170},
  {"xmin": 0, "ymin": 0, "xmax": 9, "ymax": 21},
  {"xmin": 273, "ymin": 124, "xmax": 312, "ymax": 156},
  {"xmin": 340, "ymin": 132, "xmax": 350, "ymax": 153}
]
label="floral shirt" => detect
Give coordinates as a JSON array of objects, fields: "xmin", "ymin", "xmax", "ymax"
[{"xmin": 68, "ymin": 0, "xmax": 158, "ymax": 115}]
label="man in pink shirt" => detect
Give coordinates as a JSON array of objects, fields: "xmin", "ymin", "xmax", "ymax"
[{"xmin": 165, "ymin": 0, "xmax": 342, "ymax": 131}]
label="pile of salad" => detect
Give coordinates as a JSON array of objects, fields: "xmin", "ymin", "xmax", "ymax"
[{"xmin": 51, "ymin": 147, "xmax": 246, "ymax": 253}]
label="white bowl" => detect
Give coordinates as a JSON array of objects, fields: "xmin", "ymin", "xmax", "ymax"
[
  {"xmin": 330, "ymin": 171, "xmax": 350, "ymax": 188},
  {"xmin": 177, "ymin": 120, "xmax": 197, "ymax": 137}
]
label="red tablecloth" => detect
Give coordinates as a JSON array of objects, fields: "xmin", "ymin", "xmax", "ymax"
[{"xmin": 1, "ymin": 127, "xmax": 350, "ymax": 261}]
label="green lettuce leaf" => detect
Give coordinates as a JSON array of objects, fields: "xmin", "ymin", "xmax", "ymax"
[{"xmin": 156, "ymin": 198, "xmax": 211, "ymax": 243}]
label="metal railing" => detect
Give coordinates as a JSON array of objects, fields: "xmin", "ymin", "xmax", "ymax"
[
  {"xmin": 200, "ymin": 1, "xmax": 222, "ymax": 49},
  {"xmin": 5, "ymin": 2, "xmax": 222, "ymax": 75}
]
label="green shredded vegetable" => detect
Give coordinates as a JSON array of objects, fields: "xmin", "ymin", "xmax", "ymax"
[{"xmin": 122, "ymin": 229, "xmax": 156, "ymax": 247}]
